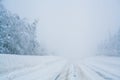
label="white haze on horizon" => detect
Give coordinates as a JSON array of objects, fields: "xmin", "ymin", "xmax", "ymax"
[{"xmin": 3, "ymin": 0, "xmax": 120, "ymax": 60}]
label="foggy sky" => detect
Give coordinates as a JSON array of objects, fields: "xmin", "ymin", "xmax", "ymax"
[{"xmin": 3, "ymin": 0, "xmax": 120, "ymax": 60}]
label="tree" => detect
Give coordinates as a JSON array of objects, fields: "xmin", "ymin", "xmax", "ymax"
[
  {"xmin": 97, "ymin": 28, "xmax": 120, "ymax": 56},
  {"xmin": 0, "ymin": 3, "xmax": 47, "ymax": 55}
]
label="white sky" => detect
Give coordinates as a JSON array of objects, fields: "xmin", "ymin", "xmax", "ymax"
[{"xmin": 3, "ymin": 0, "xmax": 120, "ymax": 60}]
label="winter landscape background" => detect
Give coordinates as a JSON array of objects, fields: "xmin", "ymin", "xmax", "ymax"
[{"xmin": 0, "ymin": 0, "xmax": 120, "ymax": 80}]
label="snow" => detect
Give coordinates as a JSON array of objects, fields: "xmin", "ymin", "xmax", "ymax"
[{"xmin": 0, "ymin": 54, "xmax": 120, "ymax": 80}]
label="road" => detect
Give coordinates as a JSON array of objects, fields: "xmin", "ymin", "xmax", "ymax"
[{"xmin": 0, "ymin": 54, "xmax": 120, "ymax": 80}]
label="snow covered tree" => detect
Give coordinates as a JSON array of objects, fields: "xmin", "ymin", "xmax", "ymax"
[
  {"xmin": 0, "ymin": 3, "xmax": 47, "ymax": 55},
  {"xmin": 97, "ymin": 29, "xmax": 120, "ymax": 56}
]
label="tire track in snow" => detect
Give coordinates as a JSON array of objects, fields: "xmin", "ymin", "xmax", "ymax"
[
  {"xmin": 84, "ymin": 63, "xmax": 120, "ymax": 80},
  {"xmin": 1, "ymin": 55, "xmax": 120, "ymax": 80},
  {"xmin": 1, "ymin": 58, "xmax": 66, "ymax": 80}
]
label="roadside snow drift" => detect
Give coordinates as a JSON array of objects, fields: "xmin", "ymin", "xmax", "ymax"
[{"xmin": 0, "ymin": 54, "xmax": 120, "ymax": 80}]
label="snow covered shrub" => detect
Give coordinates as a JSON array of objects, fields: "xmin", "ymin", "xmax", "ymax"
[{"xmin": 0, "ymin": 3, "xmax": 46, "ymax": 55}]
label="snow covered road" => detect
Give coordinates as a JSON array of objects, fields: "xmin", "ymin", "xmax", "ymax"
[{"xmin": 0, "ymin": 54, "xmax": 120, "ymax": 80}]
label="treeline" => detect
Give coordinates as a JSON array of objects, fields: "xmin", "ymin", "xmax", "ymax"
[
  {"xmin": 98, "ymin": 29, "xmax": 120, "ymax": 56},
  {"xmin": 0, "ymin": 3, "xmax": 47, "ymax": 55}
]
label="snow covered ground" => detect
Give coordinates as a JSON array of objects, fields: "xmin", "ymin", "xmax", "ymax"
[{"xmin": 0, "ymin": 54, "xmax": 120, "ymax": 80}]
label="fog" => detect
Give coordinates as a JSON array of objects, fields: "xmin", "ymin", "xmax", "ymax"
[{"xmin": 3, "ymin": 0, "xmax": 120, "ymax": 60}]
